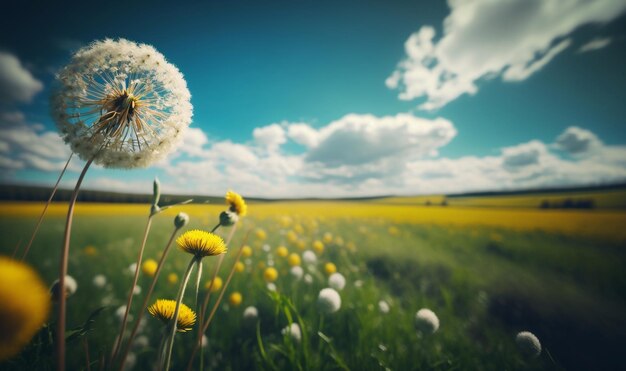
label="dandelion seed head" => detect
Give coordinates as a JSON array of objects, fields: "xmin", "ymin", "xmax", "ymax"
[
  {"xmin": 243, "ymin": 306, "xmax": 258, "ymax": 321},
  {"xmin": 267, "ymin": 283, "xmax": 277, "ymax": 292},
  {"xmin": 281, "ymin": 323, "xmax": 301, "ymax": 343},
  {"xmin": 415, "ymin": 308, "xmax": 439, "ymax": 334},
  {"xmin": 317, "ymin": 288, "xmax": 341, "ymax": 314},
  {"xmin": 92, "ymin": 274, "xmax": 107, "ymax": 288},
  {"xmin": 50, "ymin": 275, "xmax": 77, "ymax": 301},
  {"xmin": 148, "ymin": 299, "xmax": 196, "ymax": 332},
  {"xmin": 328, "ymin": 272, "xmax": 346, "ymax": 290},
  {"xmin": 302, "ymin": 250, "xmax": 317, "ymax": 264},
  {"xmin": 304, "ymin": 274, "xmax": 313, "ymax": 284},
  {"xmin": 516, "ymin": 331, "xmax": 541, "ymax": 358},
  {"xmin": 51, "ymin": 38, "xmax": 192, "ymax": 168},
  {"xmin": 290, "ymin": 266, "xmax": 304, "ymax": 280},
  {"xmin": 378, "ymin": 300, "xmax": 390, "ymax": 314}
]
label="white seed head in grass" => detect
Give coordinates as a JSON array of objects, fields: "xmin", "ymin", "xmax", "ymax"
[
  {"xmin": 304, "ymin": 274, "xmax": 313, "ymax": 284},
  {"xmin": 290, "ymin": 266, "xmax": 304, "ymax": 280},
  {"xmin": 415, "ymin": 308, "xmax": 439, "ymax": 334},
  {"xmin": 516, "ymin": 331, "xmax": 542, "ymax": 358},
  {"xmin": 281, "ymin": 323, "xmax": 301, "ymax": 343},
  {"xmin": 378, "ymin": 300, "xmax": 390, "ymax": 314},
  {"xmin": 317, "ymin": 288, "xmax": 341, "ymax": 314},
  {"xmin": 50, "ymin": 275, "xmax": 77, "ymax": 301},
  {"xmin": 51, "ymin": 38, "xmax": 192, "ymax": 168},
  {"xmin": 302, "ymin": 250, "xmax": 317, "ymax": 264},
  {"xmin": 243, "ymin": 306, "xmax": 258, "ymax": 321},
  {"xmin": 328, "ymin": 272, "xmax": 346, "ymax": 291},
  {"xmin": 92, "ymin": 274, "xmax": 107, "ymax": 288}
]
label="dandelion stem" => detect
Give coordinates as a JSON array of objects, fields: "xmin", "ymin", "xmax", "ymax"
[
  {"xmin": 20, "ymin": 152, "xmax": 73, "ymax": 260},
  {"xmin": 186, "ymin": 229, "xmax": 248, "ymax": 371},
  {"xmin": 111, "ymin": 214, "xmax": 154, "ymax": 363},
  {"xmin": 84, "ymin": 337, "xmax": 91, "ymax": 371},
  {"xmin": 162, "ymin": 256, "xmax": 198, "ymax": 371},
  {"xmin": 56, "ymin": 156, "xmax": 93, "ymax": 371},
  {"xmin": 117, "ymin": 225, "xmax": 181, "ymax": 371},
  {"xmin": 195, "ymin": 260, "xmax": 203, "ymax": 310}
]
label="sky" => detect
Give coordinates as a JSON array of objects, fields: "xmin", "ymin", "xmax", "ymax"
[{"xmin": 1, "ymin": 0, "xmax": 626, "ymax": 198}]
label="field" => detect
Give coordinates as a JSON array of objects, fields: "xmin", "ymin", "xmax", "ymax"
[{"xmin": 1, "ymin": 199, "xmax": 626, "ymax": 370}]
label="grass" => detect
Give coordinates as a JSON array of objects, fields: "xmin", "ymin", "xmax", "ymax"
[{"xmin": 1, "ymin": 200, "xmax": 625, "ymax": 370}]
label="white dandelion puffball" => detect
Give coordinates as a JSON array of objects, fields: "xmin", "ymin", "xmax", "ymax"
[
  {"xmin": 127, "ymin": 263, "xmax": 137, "ymax": 274},
  {"xmin": 304, "ymin": 274, "xmax": 313, "ymax": 284},
  {"xmin": 133, "ymin": 285, "xmax": 142, "ymax": 295},
  {"xmin": 92, "ymin": 274, "xmax": 107, "ymax": 288},
  {"xmin": 302, "ymin": 250, "xmax": 317, "ymax": 264},
  {"xmin": 201, "ymin": 335, "xmax": 209, "ymax": 348},
  {"xmin": 267, "ymin": 283, "xmax": 277, "ymax": 292},
  {"xmin": 51, "ymin": 38, "xmax": 192, "ymax": 168},
  {"xmin": 281, "ymin": 323, "xmax": 302, "ymax": 343},
  {"xmin": 243, "ymin": 306, "xmax": 258, "ymax": 321},
  {"xmin": 116, "ymin": 305, "xmax": 132, "ymax": 322},
  {"xmin": 50, "ymin": 275, "xmax": 78, "ymax": 300},
  {"xmin": 415, "ymin": 308, "xmax": 439, "ymax": 334},
  {"xmin": 516, "ymin": 331, "xmax": 542, "ymax": 358},
  {"xmin": 378, "ymin": 300, "xmax": 390, "ymax": 314},
  {"xmin": 328, "ymin": 272, "xmax": 346, "ymax": 291},
  {"xmin": 317, "ymin": 288, "xmax": 341, "ymax": 314},
  {"xmin": 290, "ymin": 266, "xmax": 304, "ymax": 280},
  {"xmin": 354, "ymin": 280, "xmax": 363, "ymax": 288}
]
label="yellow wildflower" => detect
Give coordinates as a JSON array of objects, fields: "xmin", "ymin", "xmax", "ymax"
[
  {"xmin": 177, "ymin": 230, "xmax": 227, "ymax": 258},
  {"xmin": 148, "ymin": 299, "xmax": 196, "ymax": 332},
  {"xmin": 225, "ymin": 190, "xmax": 247, "ymax": 216}
]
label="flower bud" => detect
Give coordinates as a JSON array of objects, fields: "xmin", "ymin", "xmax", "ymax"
[
  {"xmin": 151, "ymin": 177, "xmax": 161, "ymax": 206},
  {"xmin": 219, "ymin": 210, "xmax": 239, "ymax": 227},
  {"xmin": 174, "ymin": 212, "xmax": 189, "ymax": 228}
]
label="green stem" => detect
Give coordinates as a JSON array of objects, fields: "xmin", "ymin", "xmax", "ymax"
[{"xmin": 162, "ymin": 257, "xmax": 198, "ymax": 371}]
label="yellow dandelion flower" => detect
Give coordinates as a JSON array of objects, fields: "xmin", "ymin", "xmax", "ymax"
[
  {"xmin": 294, "ymin": 224, "xmax": 304, "ymax": 234},
  {"xmin": 324, "ymin": 262, "xmax": 337, "ymax": 275},
  {"xmin": 296, "ymin": 240, "xmax": 306, "ymax": 250},
  {"xmin": 234, "ymin": 261, "xmax": 245, "ymax": 273},
  {"xmin": 263, "ymin": 267, "xmax": 278, "ymax": 282},
  {"xmin": 286, "ymin": 231, "xmax": 298, "ymax": 244},
  {"xmin": 287, "ymin": 253, "xmax": 301, "ymax": 267},
  {"xmin": 0, "ymin": 257, "xmax": 50, "ymax": 361},
  {"xmin": 177, "ymin": 230, "xmax": 227, "ymax": 258},
  {"xmin": 142, "ymin": 259, "xmax": 158, "ymax": 277},
  {"xmin": 276, "ymin": 246, "xmax": 288, "ymax": 258},
  {"xmin": 255, "ymin": 228, "xmax": 267, "ymax": 241},
  {"xmin": 313, "ymin": 240, "xmax": 324, "ymax": 254},
  {"xmin": 83, "ymin": 245, "xmax": 98, "ymax": 256},
  {"xmin": 280, "ymin": 216, "xmax": 292, "ymax": 228},
  {"xmin": 148, "ymin": 299, "xmax": 196, "ymax": 332},
  {"xmin": 241, "ymin": 245, "xmax": 253, "ymax": 258},
  {"xmin": 323, "ymin": 232, "xmax": 333, "ymax": 244},
  {"xmin": 205, "ymin": 276, "xmax": 223, "ymax": 293},
  {"xmin": 226, "ymin": 190, "xmax": 247, "ymax": 216},
  {"xmin": 168, "ymin": 273, "xmax": 178, "ymax": 284},
  {"xmin": 229, "ymin": 292, "xmax": 242, "ymax": 307}
]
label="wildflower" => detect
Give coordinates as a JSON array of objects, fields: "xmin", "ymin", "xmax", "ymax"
[
  {"xmin": 262, "ymin": 244, "xmax": 271, "ymax": 252},
  {"xmin": 255, "ymin": 229, "xmax": 267, "ymax": 240},
  {"xmin": 263, "ymin": 267, "xmax": 278, "ymax": 282},
  {"xmin": 286, "ymin": 231, "xmax": 297, "ymax": 243},
  {"xmin": 328, "ymin": 272, "xmax": 346, "ymax": 290},
  {"xmin": 516, "ymin": 331, "xmax": 542, "ymax": 358},
  {"xmin": 322, "ymin": 232, "xmax": 333, "ymax": 244},
  {"xmin": 219, "ymin": 211, "xmax": 239, "ymax": 227},
  {"xmin": 51, "ymin": 38, "xmax": 192, "ymax": 168},
  {"xmin": 415, "ymin": 308, "xmax": 439, "ymax": 334},
  {"xmin": 313, "ymin": 240, "xmax": 324, "ymax": 254},
  {"xmin": 290, "ymin": 266, "xmax": 304, "ymax": 280},
  {"xmin": 296, "ymin": 240, "xmax": 306, "ymax": 250},
  {"xmin": 148, "ymin": 299, "xmax": 196, "ymax": 332},
  {"xmin": 304, "ymin": 274, "xmax": 313, "ymax": 284},
  {"xmin": 317, "ymin": 288, "xmax": 341, "ymax": 314},
  {"xmin": 174, "ymin": 212, "xmax": 189, "ymax": 228},
  {"xmin": 302, "ymin": 250, "xmax": 317, "ymax": 264},
  {"xmin": 276, "ymin": 246, "xmax": 288, "ymax": 257},
  {"xmin": 279, "ymin": 216, "xmax": 292, "ymax": 227},
  {"xmin": 83, "ymin": 245, "xmax": 98, "ymax": 256},
  {"xmin": 324, "ymin": 262, "xmax": 337, "ymax": 275},
  {"xmin": 229, "ymin": 292, "xmax": 243, "ymax": 307},
  {"xmin": 241, "ymin": 245, "xmax": 252, "ymax": 257},
  {"xmin": 287, "ymin": 253, "xmax": 301, "ymax": 267},
  {"xmin": 294, "ymin": 224, "xmax": 304, "ymax": 234},
  {"xmin": 267, "ymin": 283, "xmax": 277, "ymax": 292},
  {"xmin": 0, "ymin": 258, "xmax": 50, "ymax": 361},
  {"xmin": 205, "ymin": 276, "xmax": 223, "ymax": 293},
  {"xmin": 133, "ymin": 285, "xmax": 142, "ymax": 295},
  {"xmin": 225, "ymin": 190, "xmax": 247, "ymax": 216},
  {"xmin": 168, "ymin": 273, "xmax": 178, "ymax": 284},
  {"xmin": 142, "ymin": 259, "xmax": 158, "ymax": 277},
  {"xmin": 234, "ymin": 261, "xmax": 245, "ymax": 273},
  {"xmin": 50, "ymin": 275, "xmax": 77, "ymax": 301},
  {"xmin": 127, "ymin": 263, "xmax": 137, "ymax": 274},
  {"xmin": 378, "ymin": 300, "xmax": 390, "ymax": 314},
  {"xmin": 243, "ymin": 306, "xmax": 258, "ymax": 321},
  {"xmin": 282, "ymin": 323, "xmax": 302, "ymax": 343},
  {"xmin": 176, "ymin": 230, "xmax": 227, "ymax": 258},
  {"xmin": 92, "ymin": 274, "xmax": 107, "ymax": 288}
]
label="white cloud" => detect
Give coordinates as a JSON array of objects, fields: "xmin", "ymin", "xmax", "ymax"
[
  {"xmin": 388, "ymin": 0, "xmax": 626, "ymax": 110},
  {"xmin": 287, "ymin": 123, "xmax": 319, "ymax": 148},
  {"xmin": 554, "ymin": 126, "xmax": 602, "ymax": 154},
  {"xmin": 0, "ymin": 52, "xmax": 44, "ymax": 104},
  {"xmin": 578, "ymin": 37, "xmax": 612, "ymax": 53},
  {"xmin": 253, "ymin": 124, "xmax": 286, "ymax": 152}
]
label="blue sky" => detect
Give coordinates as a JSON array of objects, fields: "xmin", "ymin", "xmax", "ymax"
[{"xmin": 1, "ymin": 0, "xmax": 626, "ymax": 197}]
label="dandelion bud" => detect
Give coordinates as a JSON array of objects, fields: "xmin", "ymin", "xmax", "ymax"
[
  {"xmin": 317, "ymin": 288, "xmax": 341, "ymax": 314},
  {"xmin": 516, "ymin": 331, "xmax": 541, "ymax": 358},
  {"xmin": 174, "ymin": 212, "xmax": 189, "ymax": 228},
  {"xmin": 152, "ymin": 177, "xmax": 161, "ymax": 206},
  {"xmin": 219, "ymin": 210, "xmax": 239, "ymax": 227},
  {"xmin": 415, "ymin": 308, "xmax": 439, "ymax": 334},
  {"xmin": 50, "ymin": 275, "xmax": 78, "ymax": 301}
]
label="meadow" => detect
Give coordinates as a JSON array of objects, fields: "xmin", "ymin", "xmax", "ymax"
[{"xmin": 1, "ymin": 198, "xmax": 625, "ymax": 370}]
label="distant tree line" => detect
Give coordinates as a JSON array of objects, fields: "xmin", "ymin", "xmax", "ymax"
[{"xmin": 539, "ymin": 198, "xmax": 595, "ymax": 209}]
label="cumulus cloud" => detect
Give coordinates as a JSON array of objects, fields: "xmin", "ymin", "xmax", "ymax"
[
  {"xmin": 554, "ymin": 126, "xmax": 602, "ymax": 154},
  {"xmin": 387, "ymin": 0, "xmax": 626, "ymax": 110},
  {"xmin": 578, "ymin": 38, "xmax": 612, "ymax": 53},
  {"xmin": 0, "ymin": 52, "xmax": 44, "ymax": 104},
  {"xmin": 253, "ymin": 124, "xmax": 286, "ymax": 152},
  {"xmin": 287, "ymin": 123, "xmax": 319, "ymax": 148}
]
